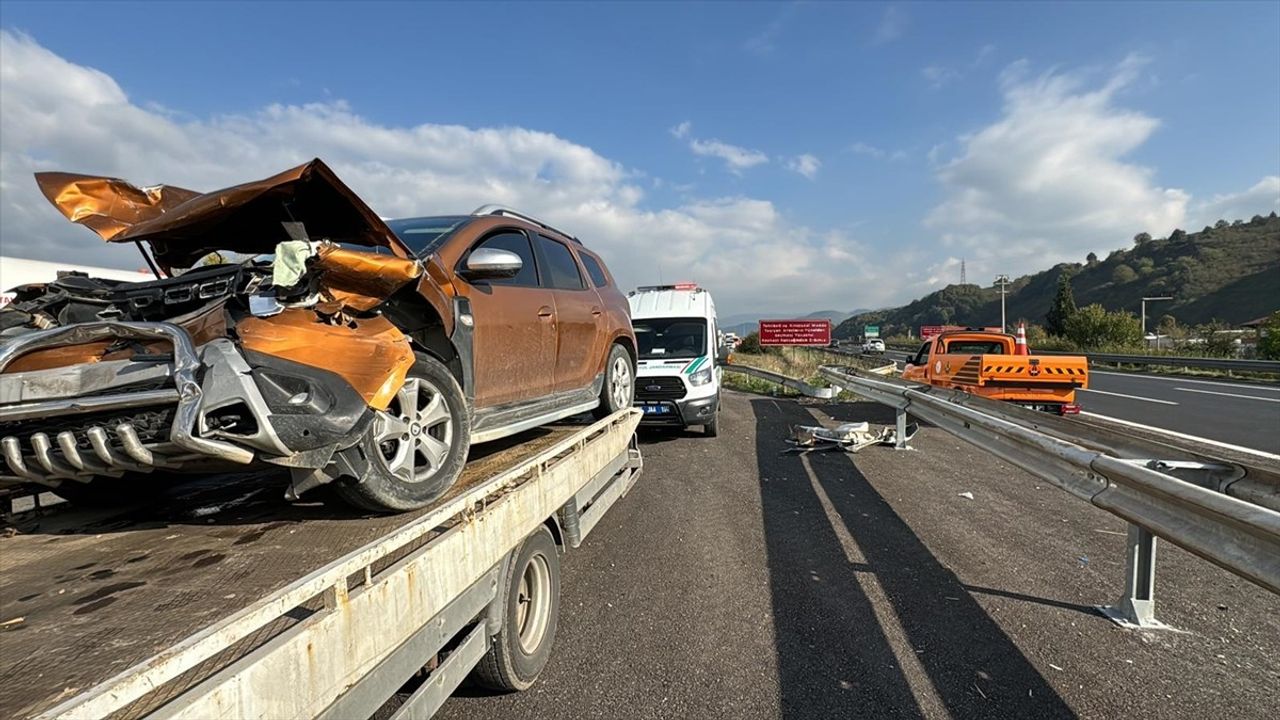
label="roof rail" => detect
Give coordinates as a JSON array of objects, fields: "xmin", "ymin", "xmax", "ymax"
[{"xmin": 471, "ymin": 204, "xmax": 581, "ymax": 244}]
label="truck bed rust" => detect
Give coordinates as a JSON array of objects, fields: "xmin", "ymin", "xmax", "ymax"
[{"xmin": 0, "ymin": 423, "xmax": 579, "ymax": 719}]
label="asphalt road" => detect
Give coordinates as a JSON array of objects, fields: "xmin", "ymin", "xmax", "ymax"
[
  {"xmin": 1080, "ymin": 372, "xmax": 1280, "ymax": 454},
  {"xmin": 437, "ymin": 391, "xmax": 1280, "ymax": 720},
  {"xmin": 877, "ymin": 349, "xmax": 1278, "ymax": 454}
]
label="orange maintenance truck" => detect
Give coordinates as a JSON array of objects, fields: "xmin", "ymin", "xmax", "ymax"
[{"xmin": 902, "ymin": 329, "xmax": 1088, "ymax": 414}]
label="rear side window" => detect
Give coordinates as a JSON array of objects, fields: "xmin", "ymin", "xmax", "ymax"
[
  {"xmin": 579, "ymin": 252, "xmax": 611, "ymax": 288},
  {"xmin": 536, "ymin": 234, "xmax": 586, "ymax": 290},
  {"xmin": 474, "ymin": 231, "xmax": 538, "ymax": 287},
  {"xmin": 944, "ymin": 341, "xmax": 1004, "ymax": 354}
]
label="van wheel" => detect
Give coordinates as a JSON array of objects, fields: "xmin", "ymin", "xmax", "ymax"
[
  {"xmin": 473, "ymin": 525, "xmax": 560, "ymax": 691},
  {"xmin": 334, "ymin": 353, "xmax": 470, "ymax": 513},
  {"xmin": 592, "ymin": 343, "xmax": 634, "ymax": 419},
  {"xmin": 704, "ymin": 411, "xmax": 720, "ymax": 437}
]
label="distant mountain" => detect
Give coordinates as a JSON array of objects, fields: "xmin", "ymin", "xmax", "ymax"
[
  {"xmin": 834, "ymin": 213, "xmax": 1280, "ymax": 339},
  {"xmin": 720, "ymin": 308, "xmax": 870, "ymax": 337}
]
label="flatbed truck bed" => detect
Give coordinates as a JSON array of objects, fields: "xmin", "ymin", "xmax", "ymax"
[{"xmin": 0, "ymin": 409, "xmax": 642, "ymax": 720}]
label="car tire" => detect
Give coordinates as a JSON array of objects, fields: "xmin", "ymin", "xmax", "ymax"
[
  {"xmin": 333, "ymin": 353, "xmax": 470, "ymax": 513},
  {"xmin": 473, "ymin": 525, "xmax": 560, "ymax": 692},
  {"xmin": 592, "ymin": 343, "xmax": 634, "ymax": 419}
]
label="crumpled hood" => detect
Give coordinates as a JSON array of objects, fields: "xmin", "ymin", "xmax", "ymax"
[{"xmin": 35, "ymin": 159, "xmax": 410, "ymax": 268}]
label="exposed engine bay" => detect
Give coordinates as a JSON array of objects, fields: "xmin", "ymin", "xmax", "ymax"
[{"xmin": 0, "ymin": 159, "xmax": 456, "ymax": 506}]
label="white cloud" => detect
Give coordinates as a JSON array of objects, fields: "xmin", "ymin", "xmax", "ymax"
[
  {"xmin": 1190, "ymin": 176, "xmax": 1280, "ymax": 226},
  {"xmin": 687, "ymin": 138, "xmax": 769, "ymax": 174},
  {"xmin": 873, "ymin": 5, "xmax": 907, "ymax": 45},
  {"xmin": 921, "ymin": 65, "xmax": 961, "ymax": 89},
  {"xmin": 669, "ymin": 120, "xmax": 692, "ymax": 139},
  {"xmin": 926, "ymin": 54, "xmax": 1193, "ymax": 277},
  {"xmin": 786, "ymin": 154, "xmax": 821, "ymax": 180},
  {"xmin": 848, "ymin": 142, "xmax": 906, "ymax": 162},
  {"xmin": 849, "ymin": 141, "xmax": 886, "ymax": 159},
  {"xmin": 0, "ymin": 31, "xmax": 888, "ymax": 315}
]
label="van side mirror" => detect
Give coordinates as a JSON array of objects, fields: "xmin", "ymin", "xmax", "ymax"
[{"xmin": 462, "ymin": 248, "xmax": 522, "ymax": 281}]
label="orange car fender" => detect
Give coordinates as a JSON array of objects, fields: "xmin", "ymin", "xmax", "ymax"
[{"xmin": 237, "ymin": 309, "xmax": 415, "ymax": 411}]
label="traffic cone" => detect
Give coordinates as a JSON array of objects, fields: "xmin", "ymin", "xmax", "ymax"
[{"xmin": 1015, "ymin": 323, "xmax": 1030, "ymax": 355}]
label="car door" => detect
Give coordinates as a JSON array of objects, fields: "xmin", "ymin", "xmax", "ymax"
[
  {"xmin": 532, "ymin": 233, "xmax": 604, "ymax": 394},
  {"xmin": 458, "ymin": 229, "xmax": 556, "ymax": 407}
]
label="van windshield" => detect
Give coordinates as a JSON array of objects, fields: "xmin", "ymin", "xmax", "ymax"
[{"xmin": 633, "ymin": 318, "xmax": 707, "ymax": 360}]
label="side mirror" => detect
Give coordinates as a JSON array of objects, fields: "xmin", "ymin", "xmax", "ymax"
[{"xmin": 462, "ymin": 248, "xmax": 522, "ymax": 280}]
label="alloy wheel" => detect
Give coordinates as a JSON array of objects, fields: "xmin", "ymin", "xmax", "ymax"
[{"xmin": 372, "ymin": 377, "xmax": 454, "ymax": 484}]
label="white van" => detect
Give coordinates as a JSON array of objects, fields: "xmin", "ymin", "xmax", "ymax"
[{"xmin": 627, "ymin": 283, "xmax": 724, "ymax": 436}]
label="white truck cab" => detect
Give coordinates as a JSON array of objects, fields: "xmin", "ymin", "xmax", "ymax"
[{"xmin": 627, "ymin": 283, "xmax": 724, "ymax": 436}]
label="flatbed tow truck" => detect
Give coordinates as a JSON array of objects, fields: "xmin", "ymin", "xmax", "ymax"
[{"xmin": 0, "ymin": 409, "xmax": 641, "ymax": 720}]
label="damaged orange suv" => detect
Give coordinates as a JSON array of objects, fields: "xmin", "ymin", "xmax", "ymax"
[{"xmin": 0, "ymin": 160, "xmax": 635, "ymax": 512}]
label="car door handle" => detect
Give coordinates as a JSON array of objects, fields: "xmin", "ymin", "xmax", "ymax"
[
  {"xmin": 538, "ymin": 306, "xmax": 554, "ymax": 318},
  {"xmin": 590, "ymin": 306, "xmax": 603, "ymax": 316}
]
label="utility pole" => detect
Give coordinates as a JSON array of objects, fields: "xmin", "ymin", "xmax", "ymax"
[
  {"xmin": 1141, "ymin": 296, "xmax": 1173, "ymax": 349},
  {"xmin": 960, "ymin": 259, "xmax": 966, "ymax": 285},
  {"xmin": 994, "ymin": 274, "xmax": 1011, "ymax": 333}
]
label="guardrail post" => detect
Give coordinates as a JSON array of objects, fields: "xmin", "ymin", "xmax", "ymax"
[
  {"xmin": 1100, "ymin": 524, "xmax": 1169, "ymax": 629},
  {"xmin": 895, "ymin": 407, "xmax": 911, "ymax": 450}
]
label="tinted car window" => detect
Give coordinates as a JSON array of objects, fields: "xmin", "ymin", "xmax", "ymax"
[
  {"xmin": 912, "ymin": 342, "xmax": 932, "ymax": 366},
  {"xmin": 385, "ymin": 216, "xmax": 471, "ymax": 256},
  {"xmin": 474, "ymin": 231, "xmax": 538, "ymax": 287},
  {"xmin": 579, "ymin": 252, "xmax": 610, "ymax": 288},
  {"xmin": 944, "ymin": 340, "xmax": 1005, "ymax": 354},
  {"xmin": 536, "ymin": 235, "xmax": 585, "ymax": 290}
]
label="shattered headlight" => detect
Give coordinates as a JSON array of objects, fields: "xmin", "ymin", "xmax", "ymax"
[{"xmin": 689, "ymin": 367, "xmax": 713, "ymax": 386}]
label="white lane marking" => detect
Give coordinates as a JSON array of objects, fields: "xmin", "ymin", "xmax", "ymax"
[
  {"xmin": 1091, "ymin": 370, "xmax": 1280, "ymax": 393},
  {"xmin": 1080, "ymin": 412, "xmax": 1280, "ymax": 460},
  {"xmin": 1175, "ymin": 387, "xmax": 1280, "ymax": 403},
  {"xmin": 1078, "ymin": 389, "xmax": 1178, "ymax": 405}
]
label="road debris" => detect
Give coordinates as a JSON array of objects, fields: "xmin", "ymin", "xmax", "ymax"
[
  {"xmin": 786, "ymin": 421, "xmax": 917, "ymax": 453},
  {"xmin": 1, "ymin": 617, "xmax": 25, "ymax": 629},
  {"xmin": 958, "ymin": 491, "xmax": 975, "ymax": 500}
]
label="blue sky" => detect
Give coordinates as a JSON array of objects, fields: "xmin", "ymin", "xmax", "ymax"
[{"xmin": 1, "ymin": 1, "xmax": 1277, "ymax": 315}]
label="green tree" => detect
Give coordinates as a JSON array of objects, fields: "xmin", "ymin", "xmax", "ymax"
[
  {"xmin": 1045, "ymin": 271, "xmax": 1077, "ymax": 337},
  {"xmin": 1214, "ymin": 219, "xmax": 1229, "ymax": 229},
  {"xmin": 1086, "ymin": 251, "xmax": 1098, "ymax": 265},
  {"xmin": 1193, "ymin": 320, "xmax": 1237, "ymax": 358},
  {"xmin": 1065, "ymin": 305, "xmax": 1143, "ymax": 350},
  {"xmin": 1111, "ymin": 264, "xmax": 1138, "ymax": 284},
  {"xmin": 1258, "ymin": 312, "xmax": 1280, "ymax": 361},
  {"xmin": 1169, "ymin": 228, "xmax": 1187, "ymax": 242},
  {"xmin": 1133, "ymin": 232, "xmax": 1152, "ymax": 245},
  {"xmin": 737, "ymin": 331, "xmax": 762, "ymax": 354}
]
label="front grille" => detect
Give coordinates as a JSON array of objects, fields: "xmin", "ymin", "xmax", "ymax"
[{"xmin": 636, "ymin": 376, "xmax": 687, "ymax": 401}]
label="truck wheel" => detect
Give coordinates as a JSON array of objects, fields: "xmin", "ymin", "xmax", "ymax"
[
  {"xmin": 592, "ymin": 343, "xmax": 634, "ymax": 419},
  {"xmin": 473, "ymin": 525, "xmax": 560, "ymax": 692},
  {"xmin": 334, "ymin": 353, "xmax": 470, "ymax": 513}
]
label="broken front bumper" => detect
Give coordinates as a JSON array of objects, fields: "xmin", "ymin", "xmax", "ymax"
[{"xmin": 0, "ymin": 321, "xmax": 263, "ymax": 485}]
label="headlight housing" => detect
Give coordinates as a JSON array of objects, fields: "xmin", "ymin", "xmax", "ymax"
[{"xmin": 689, "ymin": 367, "xmax": 713, "ymax": 386}]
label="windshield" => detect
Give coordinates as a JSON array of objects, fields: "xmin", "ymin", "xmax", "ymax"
[
  {"xmin": 633, "ymin": 318, "xmax": 707, "ymax": 360},
  {"xmin": 386, "ymin": 216, "xmax": 472, "ymax": 256}
]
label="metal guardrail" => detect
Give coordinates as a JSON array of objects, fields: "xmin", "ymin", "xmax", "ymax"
[
  {"xmin": 817, "ymin": 363, "xmax": 1280, "ymax": 629},
  {"xmin": 1034, "ymin": 350, "xmax": 1280, "ymax": 373},
  {"xmin": 721, "ymin": 364, "xmax": 836, "ymax": 398}
]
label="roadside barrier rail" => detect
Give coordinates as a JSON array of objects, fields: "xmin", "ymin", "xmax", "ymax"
[
  {"xmin": 1035, "ymin": 350, "xmax": 1280, "ymax": 374},
  {"xmin": 721, "ymin": 364, "xmax": 836, "ymax": 399},
  {"xmin": 817, "ymin": 363, "xmax": 1280, "ymax": 629}
]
